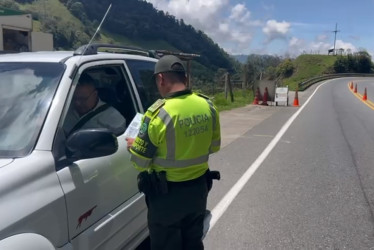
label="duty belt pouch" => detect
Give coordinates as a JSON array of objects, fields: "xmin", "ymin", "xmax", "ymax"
[
  {"xmin": 137, "ymin": 171, "xmax": 168, "ymax": 196},
  {"xmin": 137, "ymin": 171, "xmax": 152, "ymax": 195},
  {"xmin": 206, "ymin": 169, "xmax": 221, "ymax": 192},
  {"xmin": 157, "ymin": 171, "xmax": 168, "ymax": 194},
  {"xmin": 149, "ymin": 171, "xmax": 159, "ymax": 195}
]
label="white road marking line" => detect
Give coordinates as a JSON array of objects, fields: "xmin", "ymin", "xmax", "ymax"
[{"xmin": 205, "ymin": 80, "xmax": 331, "ymax": 234}]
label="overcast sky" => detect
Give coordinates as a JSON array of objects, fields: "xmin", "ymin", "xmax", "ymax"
[{"xmin": 145, "ymin": 0, "xmax": 374, "ymax": 57}]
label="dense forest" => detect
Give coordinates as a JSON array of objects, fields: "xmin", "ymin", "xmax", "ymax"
[
  {"xmin": 76, "ymin": 0, "xmax": 233, "ymax": 71},
  {"xmin": 4, "ymin": 0, "xmax": 239, "ymax": 86}
]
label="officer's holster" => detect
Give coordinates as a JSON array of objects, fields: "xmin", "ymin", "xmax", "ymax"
[
  {"xmin": 137, "ymin": 170, "xmax": 168, "ymax": 196},
  {"xmin": 205, "ymin": 169, "xmax": 220, "ymax": 192}
]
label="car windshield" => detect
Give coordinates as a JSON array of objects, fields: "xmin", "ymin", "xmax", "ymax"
[{"xmin": 0, "ymin": 62, "xmax": 64, "ymax": 158}]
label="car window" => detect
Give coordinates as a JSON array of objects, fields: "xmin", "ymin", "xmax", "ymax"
[
  {"xmin": 62, "ymin": 65, "xmax": 135, "ymax": 137},
  {"xmin": 126, "ymin": 59, "xmax": 161, "ymax": 110},
  {"xmin": 0, "ymin": 62, "xmax": 64, "ymax": 158}
]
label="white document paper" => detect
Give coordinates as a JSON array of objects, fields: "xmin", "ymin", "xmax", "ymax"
[{"xmin": 124, "ymin": 113, "xmax": 144, "ymax": 139}]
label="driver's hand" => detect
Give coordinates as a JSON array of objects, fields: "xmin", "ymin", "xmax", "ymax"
[{"xmin": 125, "ymin": 138, "xmax": 135, "ymax": 152}]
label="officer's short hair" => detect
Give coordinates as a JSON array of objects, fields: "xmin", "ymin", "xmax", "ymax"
[{"xmin": 168, "ymin": 71, "xmax": 187, "ymax": 83}]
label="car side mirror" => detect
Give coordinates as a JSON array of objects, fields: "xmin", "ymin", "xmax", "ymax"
[{"xmin": 66, "ymin": 129, "xmax": 118, "ymax": 162}]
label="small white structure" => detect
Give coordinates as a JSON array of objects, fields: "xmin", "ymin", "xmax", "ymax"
[
  {"xmin": 0, "ymin": 7, "xmax": 53, "ymax": 52},
  {"xmin": 275, "ymin": 85, "xmax": 289, "ymax": 106}
]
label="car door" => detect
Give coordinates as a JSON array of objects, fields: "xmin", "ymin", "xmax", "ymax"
[{"xmin": 53, "ymin": 60, "xmax": 148, "ymax": 249}]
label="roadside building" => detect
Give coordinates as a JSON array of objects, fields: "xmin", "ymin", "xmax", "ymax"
[{"xmin": 0, "ymin": 7, "xmax": 53, "ymax": 52}]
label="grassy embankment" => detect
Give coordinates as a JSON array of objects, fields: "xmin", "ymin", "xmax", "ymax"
[
  {"xmin": 212, "ymin": 89, "xmax": 253, "ymax": 112},
  {"xmin": 282, "ymin": 54, "xmax": 337, "ymax": 90}
]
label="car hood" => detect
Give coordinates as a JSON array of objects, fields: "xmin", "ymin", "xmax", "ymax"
[{"xmin": 0, "ymin": 159, "xmax": 14, "ymax": 168}]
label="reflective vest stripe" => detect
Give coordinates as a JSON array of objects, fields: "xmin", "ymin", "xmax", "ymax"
[
  {"xmin": 206, "ymin": 99, "xmax": 217, "ymax": 131},
  {"xmin": 153, "ymin": 154, "xmax": 209, "ymax": 168},
  {"xmin": 130, "ymin": 154, "xmax": 152, "ymax": 168},
  {"xmin": 158, "ymin": 108, "xmax": 175, "ymax": 159}
]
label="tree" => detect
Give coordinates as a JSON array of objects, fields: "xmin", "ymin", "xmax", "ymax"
[
  {"xmin": 355, "ymin": 51, "xmax": 372, "ymax": 73},
  {"xmin": 265, "ymin": 66, "xmax": 277, "ymax": 80},
  {"xmin": 2, "ymin": 0, "xmax": 20, "ymax": 9},
  {"xmin": 69, "ymin": 2, "xmax": 84, "ymax": 18},
  {"xmin": 333, "ymin": 50, "xmax": 373, "ymax": 73},
  {"xmin": 276, "ymin": 59, "xmax": 294, "ymax": 77},
  {"xmin": 334, "ymin": 56, "xmax": 348, "ymax": 73}
]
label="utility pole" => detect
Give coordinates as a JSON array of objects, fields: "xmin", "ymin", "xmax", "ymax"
[{"xmin": 332, "ymin": 23, "xmax": 340, "ymax": 55}]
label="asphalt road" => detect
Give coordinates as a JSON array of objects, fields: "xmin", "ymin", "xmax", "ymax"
[
  {"xmin": 204, "ymin": 77, "xmax": 374, "ymax": 249},
  {"xmin": 137, "ymin": 78, "xmax": 374, "ymax": 249}
]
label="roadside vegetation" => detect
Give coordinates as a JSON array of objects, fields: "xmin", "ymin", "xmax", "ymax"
[
  {"xmin": 212, "ymin": 89, "xmax": 253, "ymax": 112},
  {"xmin": 242, "ymin": 53, "xmax": 373, "ymax": 91},
  {"xmin": 282, "ymin": 55, "xmax": 337, "ymax": 89}
]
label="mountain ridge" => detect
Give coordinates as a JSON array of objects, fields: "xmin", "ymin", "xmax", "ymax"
[{"xmin": 6, "ymin": 0, "xmax": 241, "ymax": 85}]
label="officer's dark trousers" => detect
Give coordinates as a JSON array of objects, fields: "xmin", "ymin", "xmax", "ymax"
[{"xmin": 146, "ymin": 174, "xmax": 208, "ymax": 250}]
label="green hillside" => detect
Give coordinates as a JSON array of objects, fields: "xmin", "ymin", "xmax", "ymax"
[
  {"xmin": 282, "ymin": 54, "xmax": 337, "ymax": 90},
  {"xmin": 4, "ymin": 0, "xmax": 240, "ymax": 88}
]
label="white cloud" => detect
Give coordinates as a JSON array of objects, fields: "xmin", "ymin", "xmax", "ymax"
[
  {"xmin": 219, "ymin": 23, "xmax": 230, "ymax": 33},
  {"xmin": 144, "ymin": 1, "xmax": 360, "ymax": 56},
  {"xmin": 335, "ymin": 40, "xmax": 356, "ymax": 52},
  {"xmin": 289, "ymin": 37, "xmax": 305, "ymax": 49},
  {"xmin": 145, "ymin": 0, "xmax": 260, "ymax": 54},
  {"xmin": 229, "ymin": 4, "xmax": 251, "ymax": 24},
  {"xmin": 310, "ymin": 41, "xmax": 331, "ymax": 54},
  {"xmin": 147, "ymin": 0, "xmax": 229, "ymax": 31},
  {"xmin": 288, "ymin": 37, "xmax": 307, "ymax": 56},
  {"xmin": 263, "ymin": 20, "xmax": 291, "ymax": 42},
  {"xmin": 287, "ymin": 35, "xmax": 357, "ymax": 56}
]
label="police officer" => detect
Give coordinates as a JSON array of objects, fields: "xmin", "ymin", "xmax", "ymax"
[{"xmin": 127, "ymin": 55, "xmax": 221, "ymax": 250}]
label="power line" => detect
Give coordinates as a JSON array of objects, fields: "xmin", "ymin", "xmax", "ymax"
[{"xmin": 332, "ymin": 23, "xmax": 341, "ymax": 55}]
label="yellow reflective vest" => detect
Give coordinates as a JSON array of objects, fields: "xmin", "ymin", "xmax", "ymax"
[{"xmin": 130, "ymin": 89, "xmax": 221, "ymax": 182}]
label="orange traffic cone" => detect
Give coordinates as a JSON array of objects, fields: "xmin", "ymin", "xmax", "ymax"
[
  {"xmin": 354, "ymin": 84, "xmax": 357, "ymax": 93},
  {"xmin": 350, "ymin": 81, "xmax": 354, "ymax": 90},
  {"xmin": 363, "ymin": 87, "xmax": 367, "ymax": 101},
  {"xmin": 293, "ymin": 88, "xmax": 299, "ymax": 107},
  {"xmin": 261, "ymin": 87, "xmax": 269, "ymax": 106}
]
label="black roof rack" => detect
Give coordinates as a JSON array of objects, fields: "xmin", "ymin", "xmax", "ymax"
[
  {"xmin": 153, "ymin": 50, "xmax": 200, "ymax": 60},
  {"xmin": 73, "ymin": 43, "xmax": 159, "ymax": 58},
  {"xmin": 72, "ymin": 44, "xmax": 201, "ymax": 88}
]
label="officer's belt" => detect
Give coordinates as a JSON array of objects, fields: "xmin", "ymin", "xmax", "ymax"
[
  {"xmin": 153, "ymin": 154, "xmax": 209, "ymax": 168},
  {"xmin": 130, "ymin": 154, "xmax": 209, "ymax": 168},
  {"xmin": 167, "ymin": 172, "xmax": 207, "ymax": 187}
]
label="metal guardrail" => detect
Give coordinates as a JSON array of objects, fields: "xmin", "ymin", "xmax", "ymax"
[{"xmin": 298, "ymin": 73, "xmax": 374, "ymax": 91}]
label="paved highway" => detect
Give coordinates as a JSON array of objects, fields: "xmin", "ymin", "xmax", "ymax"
[{"xmin": 204, "ymin": 77, "xmax": 374, "ymax": 249}]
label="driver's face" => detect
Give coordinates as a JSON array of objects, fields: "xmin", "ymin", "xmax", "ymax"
[{"xmin": 72, "ymin": 84, "xmax": 98, "ymax": 116}]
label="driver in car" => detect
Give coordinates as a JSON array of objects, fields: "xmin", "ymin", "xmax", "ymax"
[{"xmin": 64, "ymin": 73, "xmax": 126, "ymax": 136}]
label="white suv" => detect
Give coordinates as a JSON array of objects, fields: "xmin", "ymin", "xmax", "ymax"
[{"xmin": 0, "ymin": 44, "xmax": 162, "ymax": 249}]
